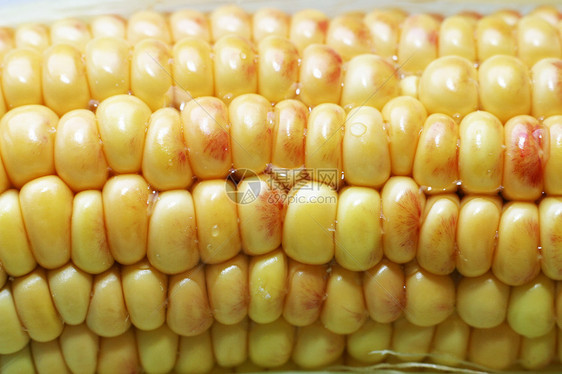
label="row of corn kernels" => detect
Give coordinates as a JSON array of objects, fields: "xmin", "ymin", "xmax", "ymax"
[
  {"xmin": 2, "ymin": 5, "xmax": 562, "ymax": 67},
  {"xmin": 3, "ymin": 320, "xmax": 559, "ymax": 373},
  {"xmin": 4, "ymin": 31, "xmax": 562, "ymax": 117},
  {"xmin": 2, "ymin": 172, "xmax": 562, "ymax": 280},
  {"xmin": 2, "ymin": 94, "xmax": 562, "ymax": 200},
  {"xmin": 0, "ymin": 252, "xmax": 560, "ymax": 353}
]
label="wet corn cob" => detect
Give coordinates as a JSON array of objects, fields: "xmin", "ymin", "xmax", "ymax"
[{"xmin": 1, "ymin": 3, "xmax": 562, "ymax": 374}]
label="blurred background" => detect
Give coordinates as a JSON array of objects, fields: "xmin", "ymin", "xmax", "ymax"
[{"xmin": 0, "ymin": 0, "xmax": 560, "ymax": 26}]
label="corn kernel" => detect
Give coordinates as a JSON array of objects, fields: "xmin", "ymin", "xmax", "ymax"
[
  {"xmin": 127, "ymin": 10, "xmax": 171, "ymax": 44},
  {"xmin": 169, "ymin": 9, "xmax": 210, "ymax": 42},
  {"xmin": 59, "ymin": 324, "xmax": 99, "ymax": 374},
  {"xmin": 90, "ymin": 15, "xmax": 126, "ymax": 39},
  {"xmin": 364, "ymin": 9, "xmax": 406, "ymax": 59},
  {"xmin": 71, "ymin": 190, "xmax": 113, "ymax": 275},
  {"xmin": 47, "ymin": 263, "xmax": 92, "ymax": 325},
  {"xmin": 50, "ymin": 18, "xmax": 90, "ymax": 51},
  {"xmin": 289, "ymin": 10, "xmax": 328, "ymax": 54},
  {"xmin": 2, "ymin": 48, "xmax": 43, "ymax": 108},
  {"xmin": 252, "ymin": 8, "xmax": 289, "ymax": 42},
  {"xmin": 257, "ymin": 36, "xmax": 299, "ymax": 102},
  {"xmin": 468, "ymin": 323, "xmax": 520, "ymax": 370},
  {"xmin": 175, "ymin": 331, "xmax": 214, "ymax": 374},
  {"xmin": 30, "ymin": 340, "xmax": 69, "ymax": 374},
  {"xmin": 363, "ymin": 259, "xmax": 405, "ymax": 323},
  {"xmin": 391, "ymin": 318, "xmax": 435, "ymax": 362},
  {"xmin": 210, "ymin": 5, "xmax": 251, "ymax": 42},
  {"xmin": 136, "ymin": 324, "xmax": 178, "ymax": 374},
  {"xmin": 0, "ymin": 286, "xmax": 29, "ymax": 354},
  {"xmin": 292, "ymin": 321, "xmax": 345, "ymax": 369},
  {"xmin": 211, "ymin": 319, "xmax": 249, "ymax": 367},
  {"xmin": 172, "ymin": 38, "xmax": 214, "ymax": 99},
  {"xmin": 97, "ymin": 329, "xmax": 139, "ymax": 374},
  {"xmin": 398, "ymin": 14, "xmax": 440, "ymax": 73},
  {"xmin": 86, "ymin": 266, "xmax": 130, "ymax": 338},
  {"xmin": 299, "ymin": 44, "xmax": 343, "ymax": 107},
  {"xmin": 326, "ymin": 14, "xmax": 372, "ymax": 61}
]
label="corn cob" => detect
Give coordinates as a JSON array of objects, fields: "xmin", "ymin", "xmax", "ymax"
[{"xmin": 1, "ymin": 4, "xmax": 562, "ymax": 374}]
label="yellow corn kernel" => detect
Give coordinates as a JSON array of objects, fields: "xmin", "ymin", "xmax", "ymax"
[
  {"xmin": 530, "ymin": 5, "xmax": 560, "ymax": 25},
  {"xmin": 102, "ymin": 175, "xmax": 149, "ymax": 265},
  {"xmin": 541, "ymin": 197, "xmax": 562, "ymax": 279},
  {"xmin": 458, "ymin": 111, "xmax": 504, "ymax": 194},
  {"xmin": 192, "ymin": 180, "xmax": 241, "ymax": 264},
  {"xmin": 456, "ymin": 196, "xmax": 501, "ymax": 277},
  {"xmin": 381, "ymin": 176, "xmax": 425, "ymax": 263},
  {"xmin": 172, "ymin": 38, "xmax": 214, "ymax": 99},
  {"xmin": 544, "ymin": 116, "xmax": 562, "ymax": 194},
  {"xmin": 271, "ymin": 100, "xmax": 307, "ymax": 169},
  {"xmin": 508, "ymin": 273, "xmax": 555, "ymax": 338},
  {"xmin": 382, "ymin": 96, "xmax": 427, "ymax": 176},
  {"xmin": 55, "ymin": 109, "xmax": 108, "ymax": 191},
  {"xmin": 248, "ymin": 249, "xmax": 287, "ymax": 324},
  {"xmin": 468, "ymin": 323, "xmax": 520, "ymax": 370},
  {"xmin": 96, "ymin": 94, "xmax": 152, "ymax": 173},
  {"xmin": 363, "ymin": 259, "xmax": 405, "ymax": 323},
  {"xmin": 326, "ymin": 14, "xmax": 372, "ymax": 61},
  {"xmin": 142, "ymin": 108, "xmax": 193, "ymax": 190},
  {"xmin": 181, "ymin": 97, "xmax": 232, "ymax": 179},
  {"xmin": 292, "ymin": 321, "xmax": 345, "ymax": 369},
  {"xmin": 347, "ymin": 320, "xmax": 391, "ymax": 364},
  {"xmin": 211, "ymin": 319, "xmax": 249, "ymax": 368},
  {"xmin": 282, "ymin": 181, "xmax": 337, "ymax": 264},
  {"xmin": 237, "ymin": 177, "xmax": 283, "ymax": 255},
  {"xmin": 59, "ymin": 324, "xmax": 99, "ymax": 374},
  {"xmin": 493, "ymin": 202, "xmax": 541, "ymax": 286},
  {"xmin": 0, "ymin": 190, "xmax": 36, "ymax": 276},
  {"xmin": 304, "ymin": 103, "xmax": 344, "ymax": 186},
  {"xmin": 50, "ymin": 18, "xmax": 90, "ymax": 51},
  {"xmin": 47, "ymin": 263, "xmax": 91, "ymax": 326},
  {"xmin": 30, "ymin": 340, "xmax": 70, "ymax": 374},
  {"xmin": 520, "ymin": 328, "xmax": 556, "ymax": 370},
  {"xmin": 429, "ymin": 314, "xmax": 470, "ymax": 367},
  {"xmin": 20, "ymin": 176, "xmax": 72, "ymax": 269},
  {"xmin": 42, "ymin": 44, "xmax": 90, "ymax": 116},
  {"xmin": 131, "ymin": 39, "xmax": 173, "ymax": 111},
  {"xmin": 398, "ymin": 14, "xmax": 440, "ymax": 73},
  {"xmin": 335, "ymin": 187, "xmax": 382, "ymax": 271},
  {"xmin": 90, "ymin": 15, "xmax": 126, "ymax": 38},
  {"xmin": 0, "ymin": 105, "xmax": 58, "ymax": 188},
  {"xmin": 321, "ymin": 264, "xmax": 367, "ymax": 334},
  {"xmin": 364, "ymin": 9, "xmax": 406, "ymax": 59},
  {"xmin": 0, "ymin": 345, "xmax": 35, "ymax": 374},
  {"xmin": 169, "ymin": 9, "xmax": 210, "ymax": 42},
  {"xmin": 404, "ymin": 262, "xmax": 455, "ymax": 327},
  {"xmin": 299, "ymin": 44, "xmax": 343, "ymax": 107},
  {"xmin": 85, "ymin": 37, "xmax": 130, "ymax": 102},
  {"xmin": 97, "ymin": 329, "xmax": 139, "ymax": 374},
  {"xmin": 167, "ymin": 266, "xmax": 213, "ymax": 337},
  {"xmin": 457, "ymin": 271, "xmax": 509, "ymax": 328},
  {"xmin": 503, "ymin": 116, "xmax": 548, "ymax": 201},
  {"xmin": 401, "ymin": 75, "xmax": 420, "ymax": 98},
  {"xmin": 479, "ymin": 55, "xmax": 531, "ymax": 122},
  {"xmin": 122, "ymin": 259, "xmax": 167, "ymax": 331},
  {"xmin": 253, "ymin": 8, "xmax": 289, "ymax": 42},
  {"xmin": 493, "ymin": 9, "xmax": 521, "ymax": 26},
  {"xmin": 213, "ymin": 35, "xmax": 257, "ymax": 103},
  {"xmin": 476, "ymin": 16, "xmax": 516, "ymax": 61},
  {"xmin": 257, "ymin": 36, "xmax": 299, "ymax": 102},
  {"xmin": 438, "ymin": 16, "xmax": 476, "ymax": 60},
  {"xmin": 230, "ymin": 94, "xmax": 272, "ymax": 172},
  {"xmin": 206, "ymin": 254, "xmax": 249, "ymax": 325},
  {"xmin": 210, "ymin": 5, "xmax": 251, "ymax": 42},
  {"xmin": 417, "ymin": 194, "xmax": 459, "ymax": 275},
  {"xmin": 71, "ymin": 190, "xmax": 112, "ymax": 275},
  {"xmin": 12, "ymin": 268, "xmax": 63, "ymax": 342},
  {"xmin": 534, "ymin": 61, "xmax": 562, "ymax": 121},
  {"xmin": 283, "ymin": 260, "xmax": 327, "ymax": 326},
  {"xmin": 0, "ymin": 155, "xmax": 9, "ymax": 196},
  {"xmin": 341, "ymin": 54, "xmax": 399, "ymax": 111},
  {"xmin": 413, "ymin": 114, "xmax": 459, "ymax": 193},
  {"xmin": 15, "ymin": 23, "xmax": 49, "ymax": 51},
  {"xmin": 343, "ymin": 106, "xmax": 390, "ymax": 187},
  {"xmin": 175, "ymin": 331, "xmax": 214, "ymax": 374},
  {"xmin": 289, "ymin": 10, "xmax": 328, "ymax": 54},
  {"xmin": 419, "ymin": 56, "xmax": 478, "ymax": 118},
  {"xmin": 127, "ymin": 10, "xmax": 171, "ymax": 44},
  {"xmin": 147, "ymin": 190, "xmax": 199, "ymax": 275},
  {"xmin": 518, "ymin": 15, "xmax": 562, "ymax": 68},
  {"xmin": 391, "ymin": 318, "xmax": 435, "ymax": 362},
  {"xmin": 249, "ymin": 318, "xmax": 295, "ymax": 368},
  {"xmin": 0, "ymin": 27, "xmax": 14, "ymax": 61},
  {"xmin": 2, "ymin": 48, "xmax": 42, "ymax": 108},
  {"xmin": 0, "ymin": 285, "xmax": 29, "ymax": 354},
  {"xmin": 136, "ymin": 324, "xmax": 178, "ymax": 374},
  {"xmin": 86, "ymin": 266, "xmax": 130, "ymax": 338},
  {"xmin": 557, "ymin": 282, "xmax": 562, "ymax": 328}
]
